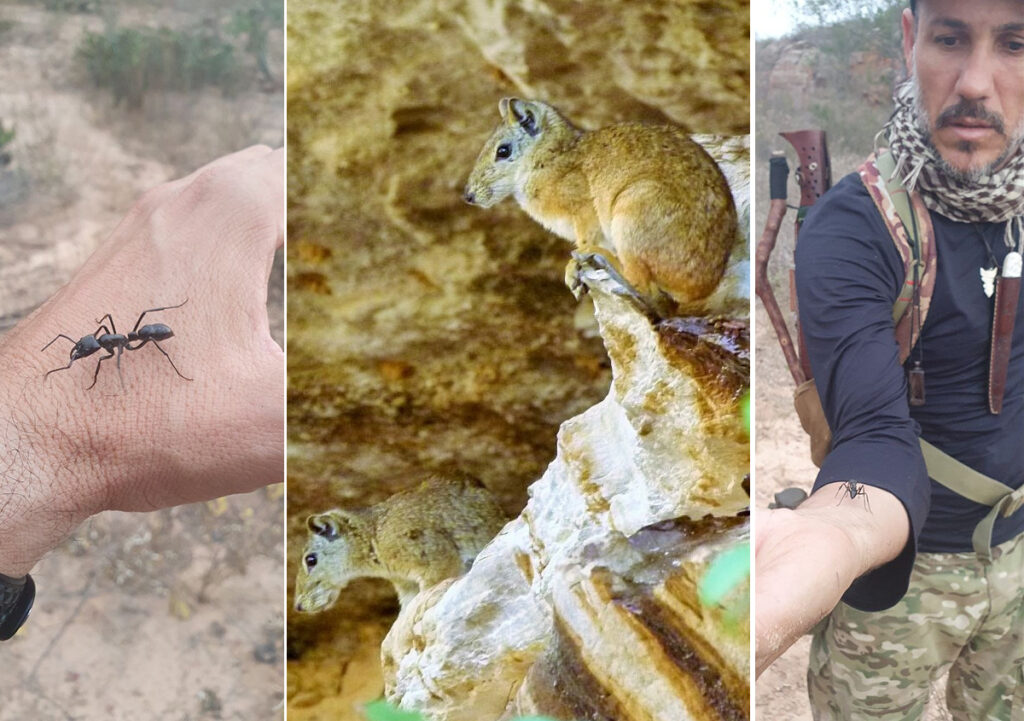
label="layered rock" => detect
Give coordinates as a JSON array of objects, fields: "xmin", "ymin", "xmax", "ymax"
[
  {"xmin": 511, "ymin": 516, "xmax": 749, "ymax": 721},
  {"xmin": 380, "ymin": 163, "xmax": 751, "ymax": 718}
]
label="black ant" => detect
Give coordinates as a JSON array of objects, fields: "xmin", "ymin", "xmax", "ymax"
[
  {"xmin": 835, "ymin": 481, "xmax": 871, "ymax": 513},
  {"xmin": 42, "ymin": 300, "xmax": 192, "ymax": 390}
]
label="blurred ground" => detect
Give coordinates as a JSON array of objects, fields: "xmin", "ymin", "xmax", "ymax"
[{"xmin": 0, "ymin": 2, "xmax": 284, "ymax": 719}]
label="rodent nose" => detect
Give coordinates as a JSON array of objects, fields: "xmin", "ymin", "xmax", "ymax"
[{"xmin": 463, "ymin": 190, "xmax": 476, "ymax": 204}]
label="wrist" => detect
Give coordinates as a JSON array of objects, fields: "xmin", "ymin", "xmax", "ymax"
[
  {"xmin": 0, "ymin": 320, "xmax": 109, "ymax": 576},
  {"xmin": 799, "ymin": 482, "xmax": 911, "ymax": 581}
]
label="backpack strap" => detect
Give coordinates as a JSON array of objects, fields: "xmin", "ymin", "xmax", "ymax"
[
  {"xmin": 858, "ymin": 151, "xmax": 937, "ymax": 363},
  {"xmin": 920, "ymin": 438, "xmax": 1024, "ymax": 561}
]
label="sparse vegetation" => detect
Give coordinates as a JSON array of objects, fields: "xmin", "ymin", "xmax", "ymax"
[
  {"xmin": 227, "ymin": 0, "xmax": 284, "ymax": 83},
  {"xmin": 42, "ymin": 0, "xmax": 98, "ymax": 12},
  {"xmin": 756, "ymin": 0, "xmax": 904, "ymax": 165},
  {"xmin": 755, "ymin": 0, "xmax": 906, "ymax": 316},
  {"xmin": 77, "ymin": 24, "xmax": 240, "ymax": 108},
  {"xmin": 0, "ymin": 121, "xmax": 14, "ymax": 151}
]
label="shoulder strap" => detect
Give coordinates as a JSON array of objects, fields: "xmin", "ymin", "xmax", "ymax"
[
  {"xmin": 858, "ymin": 151, "xmax": 937, "ymax": 363},
  {"xmin": 859, "ymin": 154, "xmax": 1022, "ymax": 560}
]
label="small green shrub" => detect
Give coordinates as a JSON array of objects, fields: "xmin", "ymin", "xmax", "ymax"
[
  {"xmin": 76, "ymin": 24, "xmax": 240, "ymax": 108},
  {"xmin": 227, "ymin": 0, "xmax": 284, "ymax": 82},
  {"xmin": 0, "ymin": 121, "xmax": 14, "ymax": 150},
  {"xmin": 42, "ymin": 0, "xmax": 98, "ymax": 12},
  {"xmin": 363, "ymin": 700, "xmax": 563, "ymax": 721}
]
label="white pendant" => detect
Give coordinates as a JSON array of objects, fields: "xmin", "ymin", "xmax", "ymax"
[
  {"xmin": 981, "ymin": 266, "xmax": 997, "ymax": 298},
  {"xmin": 1003, "ymin": 251, "xmax": 1023, "ymax": 279}
]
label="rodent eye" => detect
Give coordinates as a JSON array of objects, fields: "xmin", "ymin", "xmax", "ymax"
[
  {"xmin": 304, "ymin": 553, "xmax": 318, "ymax": 570},
  {"xmin": 495, "ymin": 143, "xmax": 512, "ymax": 160}
]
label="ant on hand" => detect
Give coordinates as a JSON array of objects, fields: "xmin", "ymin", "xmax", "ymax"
[
  {"xmin": 42, "ymin": 300, "xmax": 192, "ymax": 390},
  {"xmin": 835, "ymin": 480, "xmax": 871, "ymax": 513}
]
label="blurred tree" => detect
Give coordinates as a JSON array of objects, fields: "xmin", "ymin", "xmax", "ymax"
[
  {"xmin": 228, "ymin": 0, "xmax": 284, "ymax": 84},
  {"xmin": 0, "ymin": 121, "xmax": 14, "ymax": 167}
]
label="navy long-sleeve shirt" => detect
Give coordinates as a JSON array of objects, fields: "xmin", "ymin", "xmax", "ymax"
[{"xmin": 795, "ymin": 172, "xmax": 1024, "ymax": 611}]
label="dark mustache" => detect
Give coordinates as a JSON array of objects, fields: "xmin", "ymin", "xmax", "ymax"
[{"xmin": 936, "ymin": 100, "xmax": 1005, "ymax": 135}]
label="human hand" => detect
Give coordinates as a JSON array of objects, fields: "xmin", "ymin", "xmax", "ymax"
[
  {"xmin": 754, "ymin": 484, "xmax": 909, "ymax": 677},
  {"xmin": 0, "ymin": 145, "xmax": 284, "ymax": 577}
]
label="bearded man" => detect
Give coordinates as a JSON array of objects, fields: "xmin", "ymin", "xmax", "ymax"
[{"xmin": 756, "ymin": 1, "xmax": 1024, "ymax": 719}]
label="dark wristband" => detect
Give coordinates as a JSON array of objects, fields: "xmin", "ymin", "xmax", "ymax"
[{"xmin": 0, "ymin": 572, "xmax": 35, "ymax": 640}]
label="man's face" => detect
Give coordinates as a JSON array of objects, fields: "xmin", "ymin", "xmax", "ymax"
[{"xmin": 902, "ymin": 0, "xmax": 1024, "ymax": 177}]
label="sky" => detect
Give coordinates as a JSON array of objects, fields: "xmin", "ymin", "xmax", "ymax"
[
  {"xmin": 753, "ymin": 0, "xmax": 798, "ymax": 40},
  {"xmin": 754, "ymin": 0, "xmax": 903, "ymax": 40}
]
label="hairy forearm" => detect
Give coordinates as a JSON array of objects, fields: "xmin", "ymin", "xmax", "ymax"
[
  {"xmin": 0, "ymin": 319, "xmax": 105, "ymax": 576},
  {"xmin": 754, "ymin": 483, "xmax": 910, "ymax": 676}
]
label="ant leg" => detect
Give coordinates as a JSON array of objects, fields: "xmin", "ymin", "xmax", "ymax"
[
  {"xmin": 862, "ymin": 490, "xmax": 872, "ymax": 515},
  {"xmin": 44, "ymin": 359, "xmax": 77, "ymax": 380},
  {"xmin": 115, "ymin": 345, "xmax": 125, "ymax": 390},
  {"xmin": 95, "ymin": 314, "xmax": 117, "ymax": 335},
  {"xmin": 86, "ymin": 351, "xmax": 115, "ymax": 390},
  {"xmin": 131, "ymin": 299, "xmax": 189, "ymax": 334},
  {"xmin": 41, "ymin": 333, "xmax": 78, "ymax": 352},
  {"xmin": 150, "ymin": 341, "xmax": 192, "ymax": 381}
]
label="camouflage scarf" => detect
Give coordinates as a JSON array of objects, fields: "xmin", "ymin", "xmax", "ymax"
[{"xmin": 884, "ymin": 79, "xmax": 1024, "ymax": 249}]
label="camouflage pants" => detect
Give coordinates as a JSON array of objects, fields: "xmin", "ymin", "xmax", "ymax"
[{"xmin": 808, "ymin": 532, "xmax": 1024, "ymax": 720}]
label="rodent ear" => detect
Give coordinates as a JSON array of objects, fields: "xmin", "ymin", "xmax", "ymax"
[
  {"xmin": 503, "ymin": 98, "xmax": 540, "ymax": 137},
  {"xmin": 307, "ymin": 512, "xmax": 346, "ymax": 540}
]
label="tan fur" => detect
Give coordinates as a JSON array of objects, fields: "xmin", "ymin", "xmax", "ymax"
[
  {"xmin": 293, "ymin": 477, "xmax": 507, "ymax": 612},
  {"xmin": 464, "ymin": 98, "xmax": 738, "ymax": 312}
]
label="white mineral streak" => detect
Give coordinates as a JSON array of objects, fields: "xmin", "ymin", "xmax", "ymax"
[
  {"xmin": 383, "ymin": 141, "xmax": 751, "ymax": 720},
  {"xmin": 696, "ymin": 133, "xmax": 751, "ymax": 318}
]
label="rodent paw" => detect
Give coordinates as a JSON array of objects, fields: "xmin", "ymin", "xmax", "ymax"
[{"xmin": 565, "ymin": 254, "xmax": 588, "ymax": 299}]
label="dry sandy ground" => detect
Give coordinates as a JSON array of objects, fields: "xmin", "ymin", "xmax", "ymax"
[{"xmin": 0, "ymin": 3, "xmax": 285, "ymax": 719}]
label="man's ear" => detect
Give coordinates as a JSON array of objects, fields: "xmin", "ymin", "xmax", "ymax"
[{"xmin": 901, "ymin": 7, "xmax": 916, "ymax": 74}]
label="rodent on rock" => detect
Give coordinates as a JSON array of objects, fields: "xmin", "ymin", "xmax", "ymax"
[
  {"xmin": 293, "ymin": 477, "xmax": 508, "ymax": 613},
  {"xmin": 464, "ymin": 97, "xmax": 739, "ymax": 315}
]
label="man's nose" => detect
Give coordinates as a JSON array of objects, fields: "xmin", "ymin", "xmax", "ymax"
[{"xmin": 954, "ymin": 46, "xmax": 996, "ymax": 101}]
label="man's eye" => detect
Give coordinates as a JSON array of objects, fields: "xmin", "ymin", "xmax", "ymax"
[
  {"xmin": 935, "ymin": 35, "xmax": 959, "ymax": 48},
  {"xmin": 305, "ymin": 554, "xmax": 318, "ymax": 570},
  {"xmin": 1005, "ymin": 39, "xmax": 1024, "ymax": 53},
  {"xmin": 495, "ymin": 143, "xmax": 512, "ymax": 160}
]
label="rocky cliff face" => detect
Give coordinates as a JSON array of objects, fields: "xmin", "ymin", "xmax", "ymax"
[{"xmin": 286, "ymin": 0, "xmax": 749, "ymax": 717}]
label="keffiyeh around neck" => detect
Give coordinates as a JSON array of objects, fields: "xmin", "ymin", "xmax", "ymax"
[{"xmin": 884, "ymin": 79, "xmax": 1024, "ymax": 249}]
